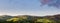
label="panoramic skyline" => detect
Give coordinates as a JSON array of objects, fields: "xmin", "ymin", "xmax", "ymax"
[{"xmin": 0, "ymin": 0, "xmax": 60, "ymax": 16}]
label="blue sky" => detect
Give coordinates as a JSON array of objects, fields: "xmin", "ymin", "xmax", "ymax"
[{"xmin": 0, "ymin": 0, "xmax": 60, "ymax": 16}]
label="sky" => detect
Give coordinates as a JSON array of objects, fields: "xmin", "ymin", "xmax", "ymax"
[{"xmin": 0, "ymin": 0, "xmax": 60, "ymax": 16}]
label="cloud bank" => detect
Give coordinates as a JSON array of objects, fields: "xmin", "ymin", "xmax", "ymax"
[{"xmin": 40, "ymin": 0, "xmax": 60, "ymax": 8}]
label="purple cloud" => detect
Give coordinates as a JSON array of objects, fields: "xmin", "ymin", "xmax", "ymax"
[{"xmin": 40, "ymin": 0, "xmax": 60, "ymax": 8}]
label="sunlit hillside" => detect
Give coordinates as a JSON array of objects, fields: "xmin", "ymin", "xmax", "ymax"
[{"xmin": 0, "ymin": 14, "xmax": 60, "ymax": 23}]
